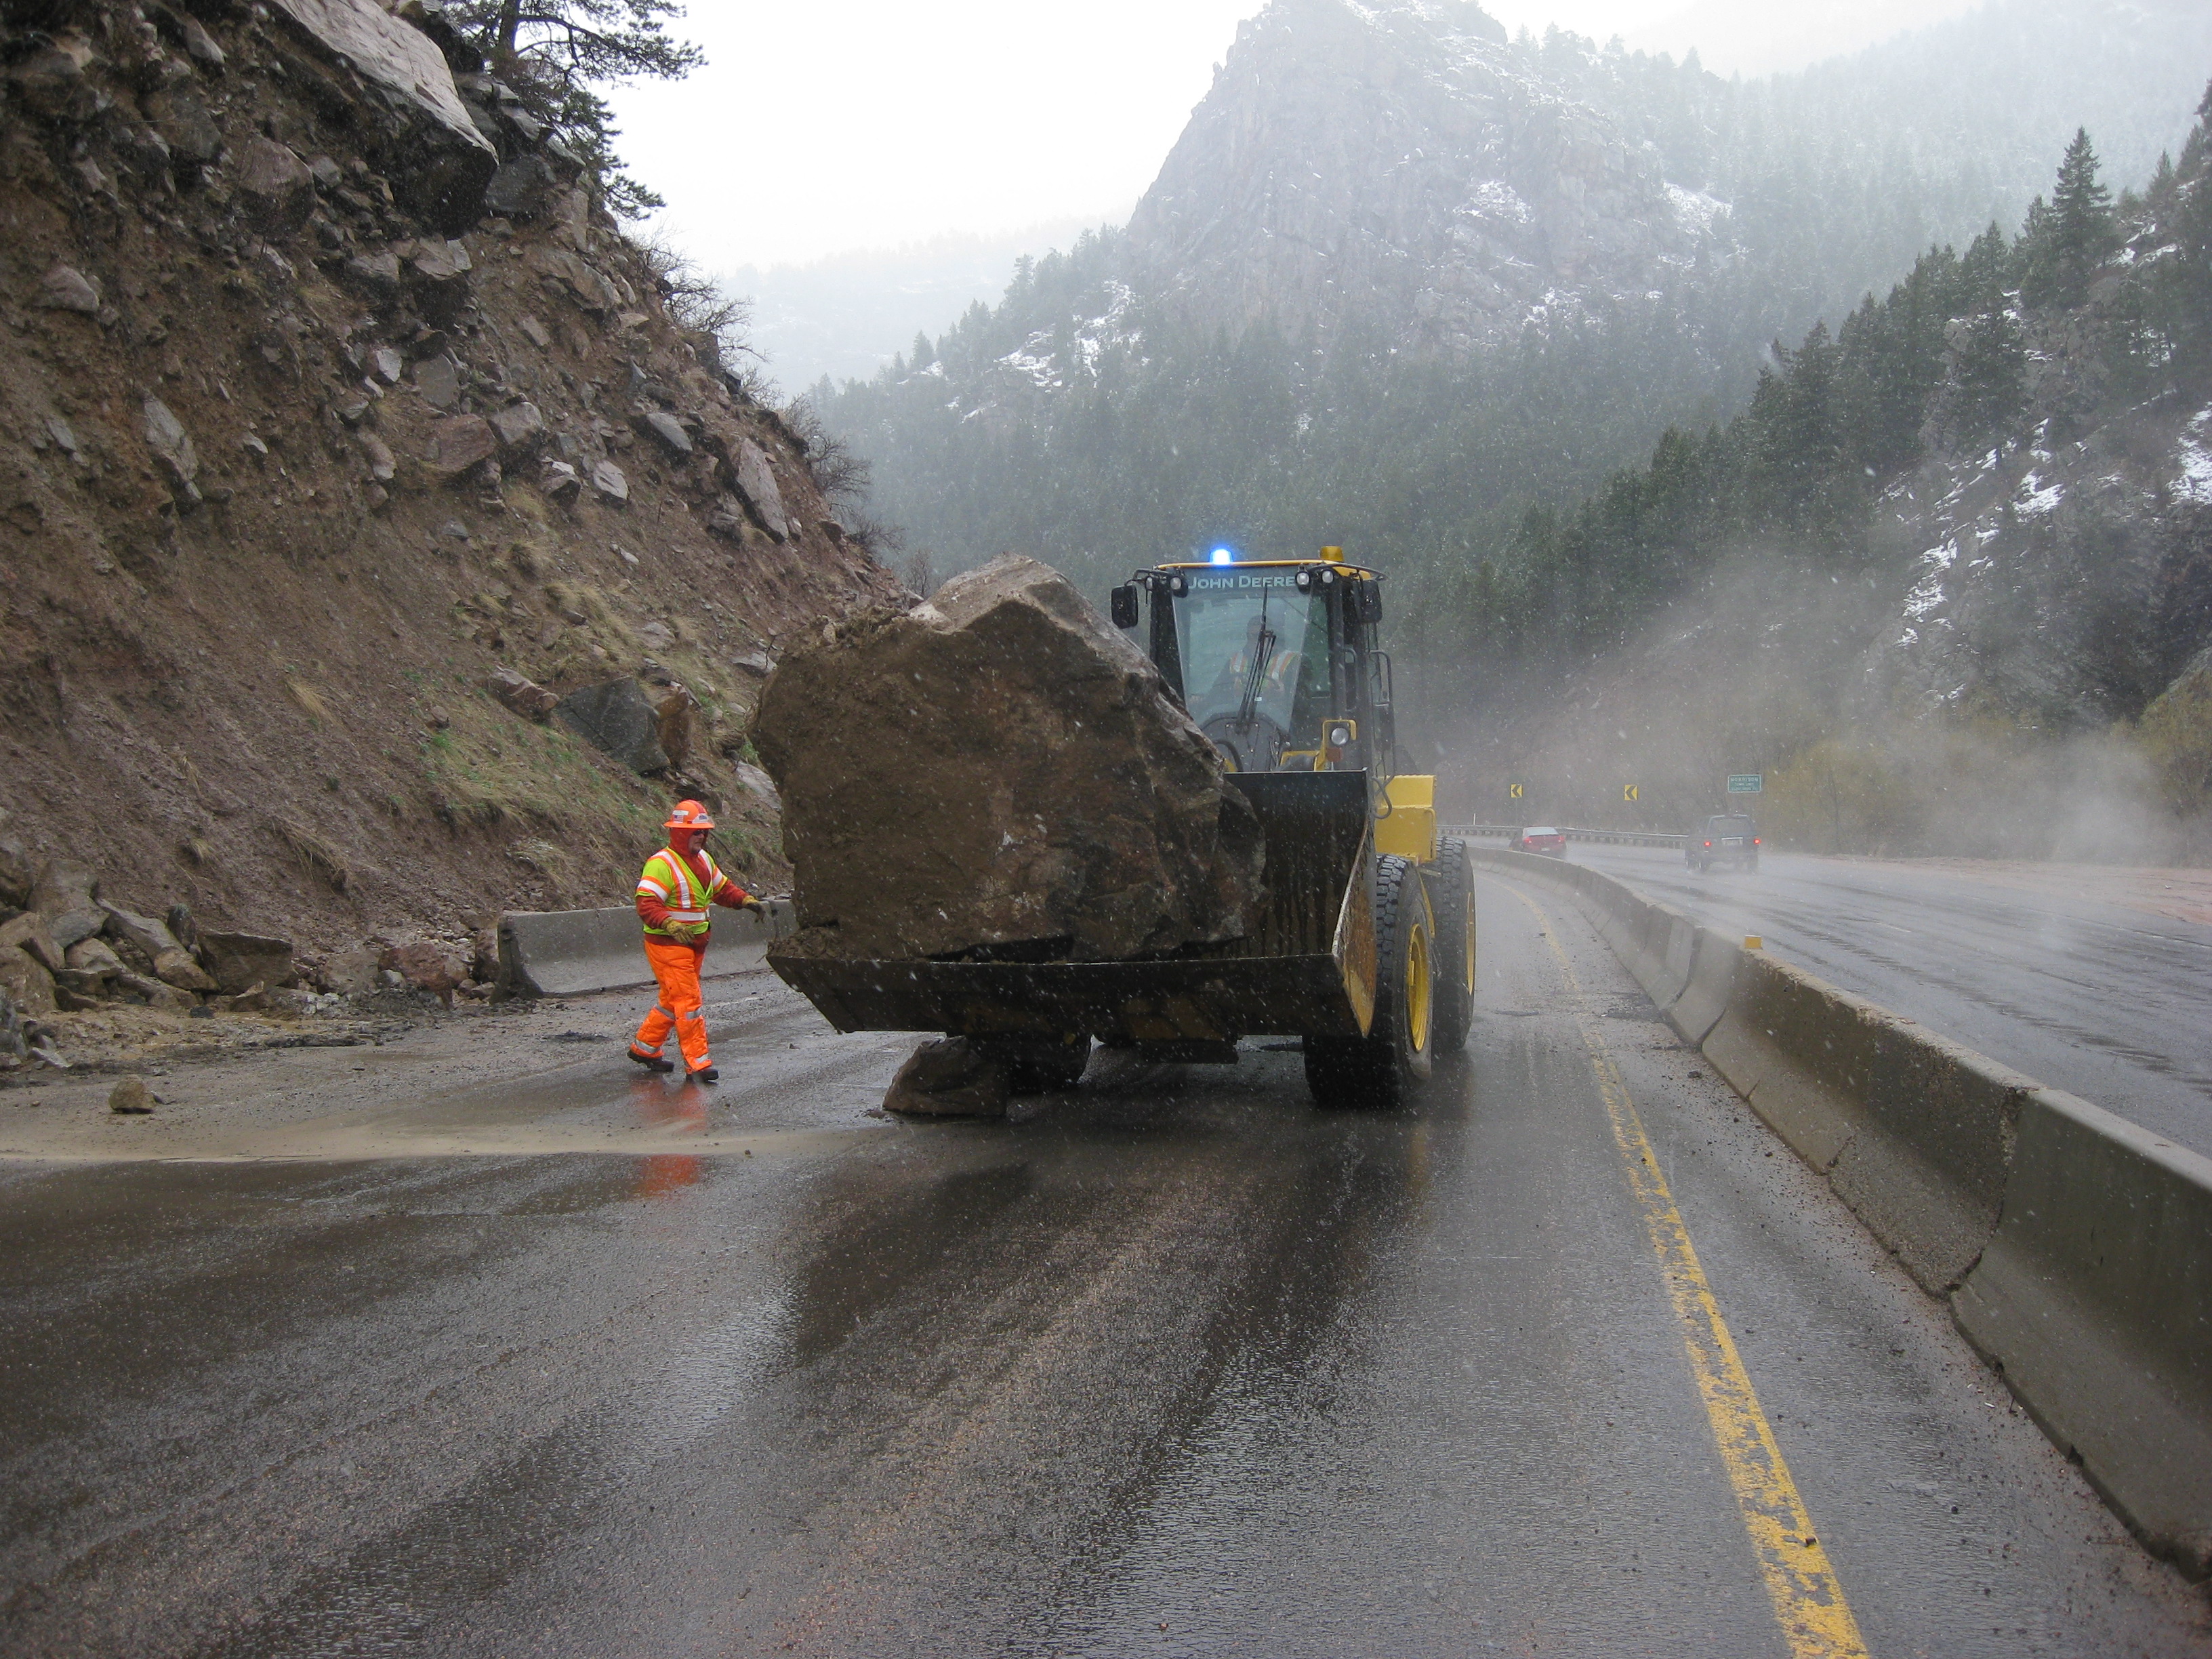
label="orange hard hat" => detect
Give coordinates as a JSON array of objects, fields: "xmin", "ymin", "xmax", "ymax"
[{"xmin": 664, "ymin": 799, "xmax": 716, "ymax": 832}]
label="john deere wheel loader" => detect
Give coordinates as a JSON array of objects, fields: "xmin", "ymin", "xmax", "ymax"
[{"xmin": 769, "ymin": 548, "xmax": 1473, "ymax": 1107}]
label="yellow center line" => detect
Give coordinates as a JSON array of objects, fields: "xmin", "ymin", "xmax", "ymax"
[{"xmin": 1490, "ymin": 878, "xmax": 1871, "ymax": 1659}]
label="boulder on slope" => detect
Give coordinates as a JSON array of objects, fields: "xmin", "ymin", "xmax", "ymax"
[
  {"xmin": 754, "ymin": 555, "xmax": 1264, "ymax": 962},
  {"xmin": 554, "ymin": 677, "xmax": 669, "ymax": 774},
  {"xmin": 263, "ymin": 0, "xmax": 497, "ymax": 232},
  {"xmin": 28, "ymin": 860, "xmax": 103, "ymax": 949}
]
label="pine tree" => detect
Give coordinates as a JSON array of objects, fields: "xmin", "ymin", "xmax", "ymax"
[
  {"xmin": 2154, "ymin": 82, "xmax": 2212, "ymax": 375},
  {"xmin": 2022, "ymin": 129, "xmax": 2117, "ymax": 309},
  {"xmin": 447, "ymin": 0, "xmax": 705, "ymax": 218},
  {"xmin": 1958, "ymin": 224, "xmax": 2010, "ymax": 311},
  {"xmin": 1947, "ymin": 307, "xmax": 2026, "ymax": 453}
]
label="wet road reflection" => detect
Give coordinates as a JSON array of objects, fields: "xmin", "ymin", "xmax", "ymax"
[
  {"xmin": 1, "ymin": 891, "xmax": 2203, "ymax": 1657},
  {"xmin": 632, "ymin": 1076, "xmax": 710, "ymax": 1200}
]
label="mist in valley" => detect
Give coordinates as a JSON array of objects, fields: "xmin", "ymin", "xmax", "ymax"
[{"xmin": 618, "ymin": 0, "xmax": 2212, "ymax": 868}]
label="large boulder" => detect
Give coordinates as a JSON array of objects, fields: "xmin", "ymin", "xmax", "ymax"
[
  {"xmin": 0, "ymin": 987, "xmax": 24, "ymax": 1065},
  {"xmin": 0, "ymin": 912, "xmax": 65, "ymax": 979},
  {"xmin": 731, "ymin": 439, "xmax": 788, "ymax": 541},
  {"xmin": 234, "ymin": 136, "xmax": 316, "ymax": 230},
  {"xmin": 422, "ymin": 414, "xmax": 497, "ymax": 480},
  {"xmin": 29, "ymin": 860, "xmax": 103, "ymax": 949},
  {"xmin": 142, "ymin": 396, "xmax": 201, "ymax": 503},
  {"xmin": 381, "ymin": 940, "xmax": 467, "ymax": 1006},
  {"xmin": 754, "ymin": 556, "xmax": 1264, "ymax": 962},
  {"xmin": 104, "ymin": 907, "xmax": 218, "ymax": 991},
  {"xmin": 0, "ymin": 946, "xmax": 56, "ymax": 1017},
  {"xmin": 0, "ymin": 822, "xmax": 32, "ymax": 909},
  {"xmin": 264, "ymin": 0, "xmax": 497, "ymax": 232},
  {"xmin": 198, "ymin": 931, "xmax": 296, "ymax": 995},
  {"xmin": 554, "ymin": 678, "xmax": 670, "ymax": 774},
  {"xmin": 882, "ymin": 1037, "xmax": 1011, "ymax": 1118}
]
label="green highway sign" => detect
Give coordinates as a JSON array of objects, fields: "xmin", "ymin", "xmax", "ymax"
[{"xmin": 1727, "ymin": 774, "xmax": 1763, "ymax": 794}]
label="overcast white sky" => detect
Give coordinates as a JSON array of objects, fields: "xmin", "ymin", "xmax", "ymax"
[{"xmin": 609, "ymin": 0, "xmax": 1982, "ymax": 274}]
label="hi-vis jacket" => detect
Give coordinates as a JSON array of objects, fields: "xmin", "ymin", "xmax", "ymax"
[{"xmin": 635, "ymin": 845, "xmax": 752, "ymax": 941}]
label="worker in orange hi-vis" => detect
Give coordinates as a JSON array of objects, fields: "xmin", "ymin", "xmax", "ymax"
[{"xmin": 628, "ymin": 800, "xmax": 762, "ymax": 1082}]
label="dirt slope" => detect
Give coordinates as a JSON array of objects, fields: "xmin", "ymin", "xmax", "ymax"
[{"xmin": 0, "ymin": 0, "xmax": 903, "ymax": 981}]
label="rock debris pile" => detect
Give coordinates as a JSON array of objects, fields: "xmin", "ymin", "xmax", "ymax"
[
  {"xmin": 754, "ymin": 556, "xmax": 1265, "ymax": 963},
  {"xmin": 0, "ymin": 806, "xmax": 511, "ymax": 1077}
]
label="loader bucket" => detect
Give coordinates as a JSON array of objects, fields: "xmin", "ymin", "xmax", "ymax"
[{"xmin": 769, "ymin": 770, "xmax": 1378, "ymax": 1044}]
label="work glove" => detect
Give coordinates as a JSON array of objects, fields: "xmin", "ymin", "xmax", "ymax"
[
  {"xmin": 670, "ymin": 919, "xmax": 711, "ymax": 943},
  {"xmin": 739, "ymin": 897, "xmax": 766, "ymax": 917}
]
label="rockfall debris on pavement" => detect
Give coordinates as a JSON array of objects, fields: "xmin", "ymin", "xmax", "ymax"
[
  {"xmin": 881, "ymin": 1036, "xmax": 1011, "ymax": 1118},
  {"xmin": 107, "ymin": 1074, "xmax": 155, "ymax": 1114},
  {"xmin": 0, "ymin": 815, "xmax": 510, "ymax": 1078},
  {"xmin": 754, "ymin": 555, "xmax": 1265, "ymax": 963}
]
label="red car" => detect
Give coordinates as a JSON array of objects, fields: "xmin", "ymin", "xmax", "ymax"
[{"xmin": 1515, "ymin": 825, "xmax": 1567, "ymax": 857}]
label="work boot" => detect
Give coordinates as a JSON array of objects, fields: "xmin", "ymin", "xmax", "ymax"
[
  {"xmin": 628, "ymin": 1046, "xmax": 675, "ymax": 1073},
  {"xmin": 688, "ymin": 1065, "xmax": 719, "ymax": 1083}
]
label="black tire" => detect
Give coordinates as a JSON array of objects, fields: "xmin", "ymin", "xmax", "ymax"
[
  {"xmin": 989, "ymin": 1034, "xmax": 1091, "ymax": 1092},
  {"xmin": 1430, "ymin": 838, "xmax": 1474, "ymax": 1054},
  {"xmin": 1305, "ymin": 855, "xmax": 1435, "ymax": 1107}
]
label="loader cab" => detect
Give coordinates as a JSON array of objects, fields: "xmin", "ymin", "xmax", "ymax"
[{"xmin": 1110, "ymin": 549, "xmax": 1396, "ymax": 780}]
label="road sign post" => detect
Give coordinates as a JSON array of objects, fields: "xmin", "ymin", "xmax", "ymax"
[{"xmin": 1727, "ymin": 774, "xmax": 1763, "ymax": 795}]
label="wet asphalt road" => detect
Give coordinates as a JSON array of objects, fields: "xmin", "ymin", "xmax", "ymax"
[
  {"xmin": 2, "ymin": 874, "xmax": 2205, "ymax": 1656},
  {"xmin": 1568, "ymin": 844, "xmax": 2212, "ymax": 1158}
]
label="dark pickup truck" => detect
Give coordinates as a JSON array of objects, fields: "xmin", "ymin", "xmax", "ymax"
[{"xmin": 1688, "ymin": 814, "xmax": 1760, "ymax": 874}]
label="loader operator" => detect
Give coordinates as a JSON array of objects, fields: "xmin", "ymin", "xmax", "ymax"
[
  {"xmin": 628, "ymin": 800, "xmax": 762, "ymax": 1082},
  {"xmin": 1199, "ymin": 613, "xmax": 1303, "ymax": 725}
]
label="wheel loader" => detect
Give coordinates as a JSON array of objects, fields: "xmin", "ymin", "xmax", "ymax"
[{"xmin": 768, "ymin": 548, "xmax": 1473, "ymax": 1106}]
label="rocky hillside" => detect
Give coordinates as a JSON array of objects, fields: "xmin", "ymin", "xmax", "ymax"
[
  {"xmin": 1446, "ymin": 102, "xmax": 2212, "ymax": 861},
  {"xmin": 0, "ymin": 0, "xmax": 901, "ymax": 994},
  {"xmin": 1875, "ymin": 334, "xmax": 2212, "ymax": 731}
]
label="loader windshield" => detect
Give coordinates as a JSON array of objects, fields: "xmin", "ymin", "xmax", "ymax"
[{"xmin": 1173, "ymin": 571, "xmax": 1333, "ymax": 745}]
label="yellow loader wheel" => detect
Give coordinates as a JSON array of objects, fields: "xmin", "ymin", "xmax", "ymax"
[
  {"xmin": 1430, "ymin": 837, "xmax": 1474, "ymax": 1053},
  {"xmin": 1305, "ymin": 854, "xmax": 1435, "ymax": 1107}
]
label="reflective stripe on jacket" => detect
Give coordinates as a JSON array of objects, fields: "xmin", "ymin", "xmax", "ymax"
[{"xmin": 637, "ymin": 846, "xmax": 735, "ymax": 939}]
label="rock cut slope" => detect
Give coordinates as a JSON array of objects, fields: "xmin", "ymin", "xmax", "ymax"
[{"xmin": 0, "ymin": 0, "xmax": 901, "ymax": 978}]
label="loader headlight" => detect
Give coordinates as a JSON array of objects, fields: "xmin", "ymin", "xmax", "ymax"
[{"xmin": 1328, "ymin": 723, "xmax": 1354, "ymax": 748}]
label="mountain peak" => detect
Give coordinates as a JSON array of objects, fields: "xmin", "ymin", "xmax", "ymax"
[{"xmin": 1127, "ymin": 0, "xmax": 1684, "ymax": 352}]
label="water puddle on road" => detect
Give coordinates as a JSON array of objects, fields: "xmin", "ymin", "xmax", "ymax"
[{"xmin": 0, "ymin": 1059, "xmax": 900, "ymax": 1166}]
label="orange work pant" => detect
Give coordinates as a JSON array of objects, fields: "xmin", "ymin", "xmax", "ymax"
[{"xmin": 633, "ymin": 936, "xmax": 711, "ymax": 1071}]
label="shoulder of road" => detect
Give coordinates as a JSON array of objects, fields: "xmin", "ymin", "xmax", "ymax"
[{"xmin": 1469, "ymin": 844, "xmax": 2212, "ymax": 1585}]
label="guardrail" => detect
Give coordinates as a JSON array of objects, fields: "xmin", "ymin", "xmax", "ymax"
[
  {"xmin": 1444, "ymin": 823, "xmax": 1687, "ymax": 849},
  {"xmin": 1469, "ymin": 845, "xmax": 2212, "ymax": 1579}
]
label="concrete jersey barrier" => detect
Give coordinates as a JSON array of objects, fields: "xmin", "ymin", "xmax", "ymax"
[
  {"xmin": 499, "ymin": 899, "xmax": 797, "ymax": 998},
  {"xmin": 1954, "ymin": 1089, "xmax": 2212, "ymax": 1577},
  {"xmin": 1466, "ymin": 844, "xmax": 2212, "ymax": 1577}
]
